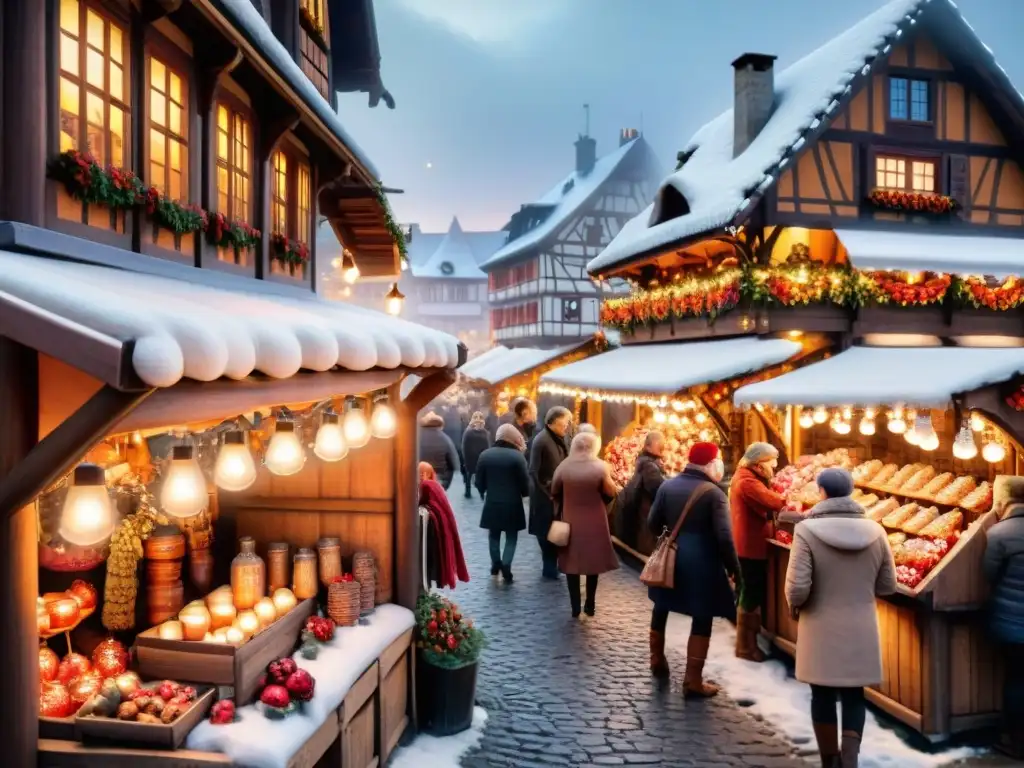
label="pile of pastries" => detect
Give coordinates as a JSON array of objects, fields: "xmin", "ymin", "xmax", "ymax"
[{"xmin": 853, "ymin": 460, "xmax": 992, "ymax": 511}]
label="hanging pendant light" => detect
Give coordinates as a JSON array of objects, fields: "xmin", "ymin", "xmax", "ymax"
[
  {"xmin": 265, "ymin": 420, "xmax": 306, "ymax": 476},
  {"xmin": 983, "ymin": 434, "xmax": 1006, "ymax": 463},
  {"xmin": 341, "ymin": 250, "xmax": 360, "ymax": 284},
  {"xmin": 952, "ymin": 419, "xmax": 978, "ymax": 460},
  {"xmin": 214, "ymin": 431, "xmax": 257, "ymax": 492},
  {"xmin": 314, "ymin": 412, "xmax": 348, "ymax": 462},
  {"xmin": 343, "ymin": 398, "xmax": 371, "ymax": 449},
  {"xmin": 858, "ymin": 413, "xmax": 876, "ymax": 436},
  {"xmin": 812, "ymin": 406, "xmax": 828, "ymax": 424},
  {"xmin": 887, "ymin": 406, "xmax": 907, "ymax": 434},
  {"xmin": 970, "ymin": 412, "xmax": 986, "ymax": 432},
  {"xmin": 370, "ymin": 394, "xmax": 397, "ymax": 439},
  {"xmin": 160, "ymin": 445, "xmax": 209, "ymax": 518},
  {"xmin": 384, "ymin": 283, "xmax": 405, "ymax": 316},
  {"xmin": 799, "ymin": 409, "xmax": 814, "ymax": 429},
  {"xmin": 653, "ymin": 410, "xmax": 667, "ymax": 425},
  {"xmin": 60, "ymin": 464, "xmax": 116, "ymax": 547}
]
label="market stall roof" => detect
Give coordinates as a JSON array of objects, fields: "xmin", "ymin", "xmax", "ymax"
[
  {"xmin": 0, "ymin": 246, "xmax": 461, "ymax": 391},
  {"xmin": 540, "ymin": 337, "xmax": 802, "ymax": 394},
  {"xmin": 733, "ymin": 346, "xmax": 1024, "ymax": 409},
  {"xmin": 836, "ymin": 229, "xmax": 1024, "ymax": 277},
  {"xmin": 460, "ymin": 343, "xmax": 582, "ymax": 387}
]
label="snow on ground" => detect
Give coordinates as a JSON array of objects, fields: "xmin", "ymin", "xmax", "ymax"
[
  {"xmin": 389, "ymin": 707, "xmax": 488, "ymax": 768},
  {"xmin": 663, "ymin": 613, "xmax": 986, "ymax": 768}
]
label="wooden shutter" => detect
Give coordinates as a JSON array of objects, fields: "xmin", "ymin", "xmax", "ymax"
[{"xmin": 947, "ymin": 154, "xmax": 970, "ymax": 219}]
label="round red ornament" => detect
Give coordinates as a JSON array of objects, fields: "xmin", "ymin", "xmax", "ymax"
[
  {"xmin": 68, "ymin": 670, "xmax": 102, "ymax": 707},
  {"xmin": 39, "ymin": 681, "xmax": 75, "ymax": 718},
  {"xmin": 57, "ymin": 652, "xmax": 91, "ymax": 686},
  {"xmin": 67, "ymin": 580, "xmax": 98, "ymax": 618},
  {"xmin": 92, "ymin": 637, "xmax": 128, "ymax": 678},
  {"xmin": 39, "ymin": 645, "xmax": 59, "ymax": 682}
]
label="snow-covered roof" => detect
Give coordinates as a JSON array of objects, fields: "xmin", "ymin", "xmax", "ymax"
[
  {"xmin": 484, "ymin": 137, "xmax": 656, "ymax": 270},
  {"xmin": 588, "ymin": 0, "xmax": 1012, "ymax": 276},
  {"xmin": 540, "ymin": 338, "xmax": 802, "ymax": 394},
  {"xmin": 409, "ymin": 218, "xmax": 486, "ymax": 280},
  {"xmin": 404, "ymin": 226, "xmax": 507, "ymax": 268},
  {"xmin": 460, "ymin": 344, "xmax": 582, "ymax": 386},
  {"xmin": 0, "ymin": 250, "xmax": 460, "ymax": 389},
  {"xmin": 216, "ymin": 0, "xmax": 379, "ymax": 180},
  {"xmin": 733, "ymin": 346, "xmax": 1024, "ymax": 409},
  {"xmin": 837, "ymin": 229, "xmax": 1024, "ymax": 277}
]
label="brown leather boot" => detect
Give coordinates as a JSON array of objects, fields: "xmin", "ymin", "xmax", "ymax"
[
  {"xmin": 683, "ymin": 634, "xmax": 720, "ymax": 698},
  {"xmin": 735, "ymin": 609, "xmax": 766, "ymax": 662},
  {"xmin": 840, "ymin": 730, "xmax": 861, "ymax": 768},
  {"xmin": 649, "ymin": 630, "xmax": 670, "ymax": 679},
  {"xmin": 812, "ymin": 722, "xmax": 840, "ymax": 768}
]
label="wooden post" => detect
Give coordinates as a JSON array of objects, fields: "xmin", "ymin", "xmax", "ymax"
[
  {"xmin": 1, "ymin": 0, "xmax": 46, "ymax": 225},
  {"xmin": 393, "ymin": 385, "xmax": 419, "ymax": 610},
  {"xmin": 0, "ymin": 339, "xmax": 40, "ymax": 767}
]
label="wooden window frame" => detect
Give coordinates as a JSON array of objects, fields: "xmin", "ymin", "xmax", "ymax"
[
  {"xmin": 267, "ymin": 136, "xmax": 314, "ymax": 282},
  {"xmin": 146, "ymin": 50, "xmax": 189, "ymax": 201},
  {"xmin": 873, "ymin": 151, "xmax": 942, "ymax": 194},
  {"xmin": 214, "ymin": 94, "xmax": 254, "ymax": 225},
  {"xmin": 887, "ymin": 75, "xmax": 932, "ymax": 124}
]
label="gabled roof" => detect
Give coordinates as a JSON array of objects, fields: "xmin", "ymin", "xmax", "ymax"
[
  {"xmin": 587, "ymin": 0, "xmax": 1024, "ymax": 276},
  {"xmin": 410, "ymin": 218, "xmax": 487, "ymax": 280},
  {"xmin": 483, "ymin": 136, "xmax": 661, "ymax": 270}
]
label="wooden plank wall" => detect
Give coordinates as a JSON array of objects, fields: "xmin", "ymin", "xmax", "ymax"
[
  {"xmin": 874, "ymin": 600, "xmax": 923, "ymax": 717},
  {"xmin": 949, "ymin": 619, "xmax": 1003, "ymax": 718}
]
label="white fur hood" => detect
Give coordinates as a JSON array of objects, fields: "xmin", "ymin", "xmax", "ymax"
[{"xmin": 800, "ymin": 517, "xmax": 883, "ymax": 551}]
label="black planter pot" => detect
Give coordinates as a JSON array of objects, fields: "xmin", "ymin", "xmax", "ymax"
[{"xmin": 416, "ymin": 653, "xmax": 478, "ymax": 736}]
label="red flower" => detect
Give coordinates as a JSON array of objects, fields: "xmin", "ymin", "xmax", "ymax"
[
  {"xmin": 447, "ymin": 635, "xmax": 458, "ymax": 650},
  {"xmin": 427, "ymin": 619, "xmax": 438, "ymax": 633}
]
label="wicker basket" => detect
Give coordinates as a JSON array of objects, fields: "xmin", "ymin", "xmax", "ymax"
[
  {"xmin": 352, "ymin": 552, "xmax": 376, "ymax": 614},
  {"xmin": 327, "ymin": 581, "xmax": 360, "ymax": 627}
]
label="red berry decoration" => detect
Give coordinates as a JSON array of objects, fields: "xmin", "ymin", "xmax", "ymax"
[
  {"xmin": 130, "ymin": 688, "xmax": 155, "ymax": 701},
  {"xmin": 267, "ymin": 658, "xmax": 297, "ymax": 685},
  {"xmin": 57, "ymin": 653, "xmax": 91, "ymax": 686},
  {"xmin": 158, "ymin": 682, "xmax": 178, "ymax": 702},
  {"xmin": 305, "ymin": 616, "xmax": 334, "ymax": 643},
  {"xmin": 209, "ymin": 699, "xmax": 236, "ymax": 725},
  {"xmin": 284, "ymin": 669, "xmax": 315, "ymax": 702},
  {"xmin": 260, "ymin": 685, "xmax": 291, "ymax": 709}
]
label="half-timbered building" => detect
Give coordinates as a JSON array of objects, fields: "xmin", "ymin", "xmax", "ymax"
[{"xmin": 482, "ymin": 129, "xmax": 662, "ymax": 346}]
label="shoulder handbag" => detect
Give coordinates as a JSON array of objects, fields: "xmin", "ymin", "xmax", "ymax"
[
  {"xmin": 547, "ymin": 517, "xmax": 570, "ymax": 547},
  {"xmin": 640, "ymin": 482, "xmax": 714, "ymax": 589}
]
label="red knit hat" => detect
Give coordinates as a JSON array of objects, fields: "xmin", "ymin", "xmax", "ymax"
[{"xmin": 688, "ymin": 442, "xmax": 719, "ymax": 466}]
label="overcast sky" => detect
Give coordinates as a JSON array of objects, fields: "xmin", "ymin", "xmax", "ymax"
[{"xmin": 335, "ymin": 0, "xmax": 1023, "ymax": 234}]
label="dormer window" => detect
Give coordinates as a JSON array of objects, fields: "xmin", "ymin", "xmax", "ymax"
[{"xmin": 299, "ymin": 0, "xmax": 330, "ymax": 100}]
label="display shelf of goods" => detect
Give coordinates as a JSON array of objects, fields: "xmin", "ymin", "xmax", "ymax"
[
  {"xmin": 605, "ymin": 424, "xmax": 717, "ymax": 486},
  {"xmin": 75, "ymin": 680, "xmax": 214, "ymax": 749},
  {"xmin": 772, "ymin": 452, "xmax": 997, "ymax": 609}
]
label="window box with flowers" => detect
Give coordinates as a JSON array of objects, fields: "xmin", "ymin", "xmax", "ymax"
[
  {"xmin": 867, "ymin": 189, "xmax": 960, "ymax": 217},
  {"xmin": 206, "ymin": 213, "xmax": 261, "ymax": 266},
  {"xmin": 414, "ymin": 593, "xmax": 484, "ymax": 736},
  {"xmin": 270, "ymin": 233, "xmax": 310, "ymax": 278}
]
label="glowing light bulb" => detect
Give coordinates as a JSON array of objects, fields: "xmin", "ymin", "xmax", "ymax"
[
  {"xmin": 952, "ymin": 425, "xmax": 978, "ymax": 460},
  {"xmin": 904, "ymin": 427, "xmax": 920, "ymax": 446},
  {"xmin": 799, "ymin": 409, "xmax": 814, "ymax": 429},
  {"xmin": 653, "ymin": 410, "xmax": 667, "ymax": 424},
  {"xmin": 214, "ymin": 431, "xmax": 257, "ymax": 492},
  {"xmin": 831, "ymin": 418, "xmax": 851, "ymax": 435},
  {"xmin": 342, "ymin": 250, "xmax": 360, "ymax": 284},
  {"xmin": 59, "ymin": 464, "xmax": 116, "ymax": 546},
  {"xmin": 983, "ymin": 440, "xmax": 1006, "ymax": 463},
  {"xmin": 812, "ymin": 406, "xmax": 828, "ymax": 424},
  {"xmin": 343, "ymin": 400, "xmax": 371, "ymax": 449},
  {"xmin": 920, "ymin": 430, "xmax": 939, "ymax": 451},
  {"xmin": 970, "ymin": 413, "xmax": 985, "ymax": 432},
  {"xmin": 858, "ymin": 415, "xmax": 876, "ymax": 436},
  {"xmin": 160, "ymin": 446, "xmax": 209, "ymax": 518},
  {"xmin": 370, "ymin": 399, "xmax": 397, "ymax": 439},
  {"xmin": 265, "ymin": 421, "xmax": 306, "ymax": 476},
  {"xmin": 314, "ymin": 412, "xmax": 348, "ymax": 462},
  {"xmin": 384, "ymin": 283, "xmax": 405, "ymax": 316},
  {"xmin": 841, "ymin": 406, "xmax": 853, "ymax": 421}
]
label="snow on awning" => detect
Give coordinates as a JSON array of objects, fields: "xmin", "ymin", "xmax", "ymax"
[
  {"xmin": 0, "ymin": 250, "xmax": 460, "ymax": 390},
  {"xmin": 540, "ymin": 337, "xmax": 802, "ymax": 395},
  {"xmin": 733, "ymin": 346, "xmax": 1024, "ymax": 409},
  {"xmin": 460, "ymin": 344, "xmax": 581, "ymax": 387},
  {"xmin": 836, "ymin": 229, "xmax": 1024, "ymax": 278}
]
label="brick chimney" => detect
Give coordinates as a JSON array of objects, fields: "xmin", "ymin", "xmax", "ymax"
[
  {"xmin": 731, "ymin": 53, "xmax": 777, "ymax": 158},
  {"xmin": 619, "ymin": 128, "xmax": 640, "ymax": 147},
  {"xmin": 574, "ymin": 134, "xmax": 597, "ymax": 176}
]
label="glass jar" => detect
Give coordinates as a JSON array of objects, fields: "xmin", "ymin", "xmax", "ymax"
[
  {"xmin": 317, "ymin": 536, "xmax": 341, "ymax": 585},
  {"xmin": 292, "ymin": 548, "xmax": 318, "ymax": 600},
  {"xmin": 266, "ymin": 542, "xmax": 290, "ymax": 593},
  {"xmin": 230, "ymin": 537, "xmax": 265, "ymax": 610}
]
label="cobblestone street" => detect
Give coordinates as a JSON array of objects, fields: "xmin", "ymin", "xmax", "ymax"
[{"xmin": 444, "ymin": 477, "xmax": 808, "ymax": 768}]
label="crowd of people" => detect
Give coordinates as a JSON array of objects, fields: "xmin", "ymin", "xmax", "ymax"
[{"xmin": 417, "ymin": 394, "xmax": 1024, "ymax": 767}]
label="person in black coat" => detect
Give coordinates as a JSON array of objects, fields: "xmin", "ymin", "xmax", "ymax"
[
  {"xmin": 498, "ymin": 398, "xmax": 538, "ymax": 451},
  {"xmin": 418, "ymin": 411, "xmax": 460, "ymax": 490},
  {"xmin": 529, "ymin": 406, "xmax": 572, "ymax": 579},
  {"xmin": 461, "ymin": 412, "xmax": 492, "ymax": 499},
  {"xmin": 617, "ymin": 431, "xmax": 667, "ymax": 552},
  {"xmin": 476, "ymin": 424, "xmax": 530, "ymax": 582},
  {"xmin": 647, "ymin": 442, "xmax": 738, "ymax": 699},
  {"xmin": 985, "ymin": 475, "xmax": 1024, "ymax": 758}
]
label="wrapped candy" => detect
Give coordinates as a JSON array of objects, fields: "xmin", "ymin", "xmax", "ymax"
[
  {"xmin": 896, "ymin": 564, "xmax": 924, "ymax": 588},
  {"xmin": 893, "ymin": 537, "xmax": 949, "ymax": 573}
]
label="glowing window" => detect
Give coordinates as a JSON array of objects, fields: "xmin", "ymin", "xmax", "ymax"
[
  {"xmin": 911, "ymin": 161, "xmax": 936, "ymax": 193},
  {"xmin": 297, "ymin": 164, "xmax": 311, "ymax": 244},
  {"xmin": 215, "ymin": 104, "xmax": 252, "ymax": 223},
  {"xmin": 272, "ymin": 151, "xmax": 288, "ymax": 235},
  {"xmin": 875, "ymin": 156, "xmax": 906, "ymax": 190},
  {"xmin": 148, "ymin": 55, "xmax": 187, "ymax": 199}
]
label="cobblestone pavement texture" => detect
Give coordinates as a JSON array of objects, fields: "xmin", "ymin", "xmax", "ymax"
[{"xmin": 444, "ymin": 477, "xmax": 810, "ymax": 768}]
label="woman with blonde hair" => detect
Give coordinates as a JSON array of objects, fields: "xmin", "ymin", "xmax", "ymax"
[{"xmin": 552, "ymin": 431, "xmax": 619, "ymax": 617}]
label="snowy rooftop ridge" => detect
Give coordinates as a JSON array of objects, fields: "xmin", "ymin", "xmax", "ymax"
[
  {"xmin": 460, "ymin": 343, "xmax": 583, "ymax": 387},
  {"xmin": 410, "ymin": 217, "xmax": 487, "ymax": 280},
  {"xmin": 483, "ymin": 137, "xmax": 652, "ymax": 270},
  {"xmin": 588, "ymin": 0, "xmax": 929, "ymax": 274},
  {"xmin": 217, "ymin": 0, "xmax": 380, "ymax": 180}
]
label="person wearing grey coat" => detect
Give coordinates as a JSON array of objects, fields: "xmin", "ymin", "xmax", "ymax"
[{"xmin": 418, "ymin": 411, "xmax": 460, "ymax": 490}]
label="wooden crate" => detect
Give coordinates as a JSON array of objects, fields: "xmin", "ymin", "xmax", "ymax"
[
  {"xmin": 74, "ymin": 687, "xmax": 215, "ymax": 749},
  {"xmin": 134, "ymin": 599, "xmax": 315, "ymax": 704},
  {"xmin": 338, "ymin": 662, "xmax": 379, "ymax": 768},
  {"xmin": 379, "ymin": 629, "xmax": 413, "ymax": 764}
]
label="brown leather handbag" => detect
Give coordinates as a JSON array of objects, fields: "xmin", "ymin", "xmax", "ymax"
[{"xmin": 640, "ymin": 482, "xmax": 714, "ymax": 589}]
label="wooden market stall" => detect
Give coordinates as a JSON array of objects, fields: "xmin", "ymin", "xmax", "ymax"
[
  {"xmin": 733, "ymin": 345, "xmax": 1024, "ymax": 740},
  {"xmin": 0, "ymin": 248, "xmax": 462, "ymax": 767}
]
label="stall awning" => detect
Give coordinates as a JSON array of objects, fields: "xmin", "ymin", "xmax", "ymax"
[
  {"xmin": 540, "ymin": 337, "xmax": 802, "ymax": 395},
  {"xmin": 836, "ymin": 228, "xmax": 1024, "ymax": 278},
  {"xmin": 459, "ymin": 343, "xmax": 582, "ymax": 387},
  {"xmin": 0, "ymin": 248, "xmax": 460, "ymax": 391},
  {"xmin": 733, "ymin": 346, "xmax": 1024, "ymax": 409}
]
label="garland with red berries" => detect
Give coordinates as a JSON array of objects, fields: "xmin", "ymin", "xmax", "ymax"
[
  {"xmin": 954, "ymin": 276, "xmax": 1024, "ymax": 311},
  {"xmin": 206, "ymin": 211, "xmax": 261, "ymax": 252},
  {"xmin": 271, "ymin": 232, "xmax": 310, "ymax": 267}
]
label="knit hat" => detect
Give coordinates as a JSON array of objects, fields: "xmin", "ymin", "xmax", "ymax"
[
  {"xmin": 817, "ymin": 467, "xmax": 854, "ymax": 498},
  {"xmin": 688, "ymin": 442, "xmax": 719, "ymax": 466},
  {"xmin": 496, "ymin": 423, "xmax": 526, "ymax": 450},
  {"xmin": 741, "ymin": 442, "xmax": 779, "ymax": 466},
  {"xmin": 993, "ymin": 475, "xmax": 1024, "ymax": 519}
]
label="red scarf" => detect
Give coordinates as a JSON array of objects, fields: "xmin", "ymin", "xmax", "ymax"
[{"xmin": 420, "ymin": 480, "xmax": 470, "ymax": 589}]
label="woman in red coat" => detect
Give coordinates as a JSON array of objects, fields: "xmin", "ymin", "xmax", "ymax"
[{"xmin": 729, "ymin": 442, "xmax": 786, "ymax": 662}]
